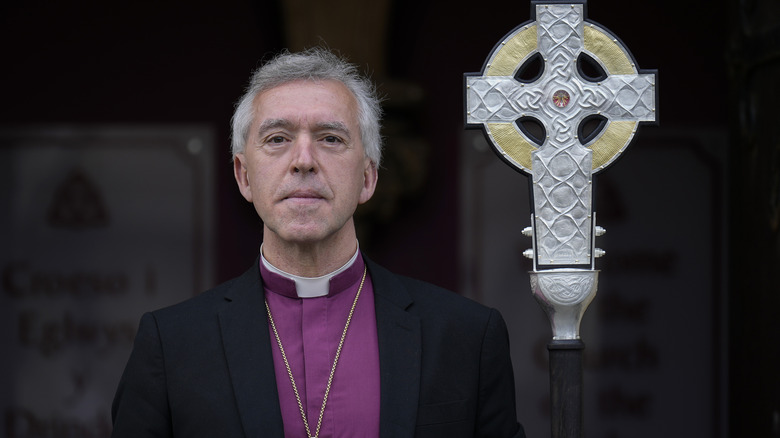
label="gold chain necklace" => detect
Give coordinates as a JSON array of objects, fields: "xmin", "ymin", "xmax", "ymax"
[{"xmin": 264, "ymin": 266, "xmax": 367, "ymax": 438}]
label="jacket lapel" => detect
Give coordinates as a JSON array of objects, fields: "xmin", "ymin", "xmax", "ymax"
[
  {"xmin": 218, "ymin": 265, "xmax": 285, "ymax": 437},
  {"xmin": 367, "ymin": 259, "xmax": 422, "ymax": 438}
]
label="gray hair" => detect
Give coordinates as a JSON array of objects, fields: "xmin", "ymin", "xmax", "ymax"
[{"xmin": 231, "ymin": 48, "xmax": 383, "ymax": 167}]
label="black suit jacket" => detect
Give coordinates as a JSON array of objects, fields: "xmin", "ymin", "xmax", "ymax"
[{"xmin": 112, "ymin": 257, "xmax": 524, "ymax": 437}]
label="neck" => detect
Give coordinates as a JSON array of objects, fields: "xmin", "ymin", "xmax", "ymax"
[
  {"xmin": 261, "ymin": 225, "xmax": 358, "ymax": 277},
  {"xmin": 261, "ymin": 243, "xmax": 360, "ymax": 297}
]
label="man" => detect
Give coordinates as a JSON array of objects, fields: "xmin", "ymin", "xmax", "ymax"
[{"xmin": 111, "ymin": 48, "xmax": 525, "ymax": 438}]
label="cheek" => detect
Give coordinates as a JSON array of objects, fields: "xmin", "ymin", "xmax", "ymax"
[{"xmin": 247, "ymin": 172, "xmax": 273, "ymax": 207}]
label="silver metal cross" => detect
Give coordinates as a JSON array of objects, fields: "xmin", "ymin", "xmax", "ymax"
[
  {"xmin": 465, "ymin": 3, "xmax": 657, "ymax": 436},
  {"xmin": 465, "ymin": 1, "xmax": 656, "ymax": 340}
]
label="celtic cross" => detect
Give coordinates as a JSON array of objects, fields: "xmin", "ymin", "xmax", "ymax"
[
  {"xmin": 466, "ymin": 1, "xmax": 656, "ymax": 272},
  {"xmin": 465, "ymin": 2, "xmax": 657, "ymax": 435},
  {"xmin": 465, "ymin": 2, "xmax": 657, "ymax": 436}
]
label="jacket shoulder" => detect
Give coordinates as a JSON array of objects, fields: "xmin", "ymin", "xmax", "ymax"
[{"xmin": 367, "ymin": 258, "xmax": 495, "ymax": 324}]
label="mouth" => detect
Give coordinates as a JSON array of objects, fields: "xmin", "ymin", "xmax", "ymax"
[{"xmin": 282, "ymin": 190, "xmax": 325, "ymax": 203}]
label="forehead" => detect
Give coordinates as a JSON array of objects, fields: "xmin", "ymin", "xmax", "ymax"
[{"xmin": 252, "ymin": 79, "xmax": 359, "ymax": 128}]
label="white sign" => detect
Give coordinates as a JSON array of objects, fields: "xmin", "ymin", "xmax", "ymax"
[{"xmin": 1, "ymin": 126, "xmax": 215, "ymax": 437}]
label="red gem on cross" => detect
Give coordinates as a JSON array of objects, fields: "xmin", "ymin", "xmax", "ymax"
[{"xmin": 552, "ymin": 90, "xmax": 570, "ymax": 108}]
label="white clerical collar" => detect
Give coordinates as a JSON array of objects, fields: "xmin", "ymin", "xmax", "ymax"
[{"xmin": 260, "ymin": 243, "xmax": 360, "ymax": 298}]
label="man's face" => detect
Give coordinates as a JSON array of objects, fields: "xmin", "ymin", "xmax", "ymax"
[{"xmin": 234, "ymin": 79, "xmax": 377, "ymax": 247}]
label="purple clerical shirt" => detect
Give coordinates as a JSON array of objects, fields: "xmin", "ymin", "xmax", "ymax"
[{"xmin": 261, "ymin": 255, "xmax": 381, "ymax": 438}]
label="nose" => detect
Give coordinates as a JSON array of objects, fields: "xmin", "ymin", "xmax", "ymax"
[{"xmin": 291, "ymin": 136, "xmax": 317, "ymax": 174}]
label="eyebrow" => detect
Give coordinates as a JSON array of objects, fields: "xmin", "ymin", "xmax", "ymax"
[
  {"xmin": 314, "ymin": 121, "xmax": 352, "ymax": 139},
  {"xmin": 257, "ymin": 118, "xmax": 295, "ymax": 135}
]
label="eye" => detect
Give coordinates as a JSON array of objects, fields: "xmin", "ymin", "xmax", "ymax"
[
  {"xmin": 264, "ymin": 135, "xmax": 289, "ymax": 145},
  {"xmin": 322, "ymin": 135, "xmax": 344, "ymax": 145}
]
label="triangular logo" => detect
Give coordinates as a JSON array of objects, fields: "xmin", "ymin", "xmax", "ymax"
[{"xmin": 47, "ymin": 169, "xmax": 109, "ymax": 229}]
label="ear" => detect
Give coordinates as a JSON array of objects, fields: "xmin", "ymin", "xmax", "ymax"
[
  {"xmin": 233, "ymin": 153, "xmax": 253, "ymax": 202},
  {"xmin": 358, "ymin": 159, "xmax": 378, "ymax": 205}
]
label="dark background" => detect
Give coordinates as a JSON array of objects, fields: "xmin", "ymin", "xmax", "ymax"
[{"xmin": 1, "ymin": 0, "xmax": 777, "ymax": 436}]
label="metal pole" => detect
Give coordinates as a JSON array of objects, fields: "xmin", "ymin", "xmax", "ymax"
[{"xmin": 549, "ymin": 340, "xmax": 584, "ymax": 438}]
